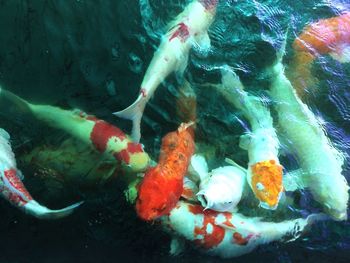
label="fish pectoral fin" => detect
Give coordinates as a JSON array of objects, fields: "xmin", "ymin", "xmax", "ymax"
[
  {"xmin": 170, "ymin": 237, "xmax": 186, "ymax": 256},
  {"xmin": 239, "ymin": 134, "xmax": 251, "ymax": 150},
  {"xmin": 224, "ymin": 158, "xmax": 247, "ymax": 172},
  {"xmin": 175, "ymin": 55, "xmax": 189, "ymax": 81},
  {"xmin": 283, "ymin": 169, "xmax": 307, "ymax": 192},
  {"xmin": 0, "ymin": 128, "xmax": 10, "ymax": 140},
  {"xmin": 24, "ymin": 200, "xmax": 84, "ymax": 220},
  {"xmin": 194, "ymin": 32, "xmax": 211, "ymax": 55},
  {"xmin": 217, "ymin": 223, "xmax": 235, "ymax": 231}
]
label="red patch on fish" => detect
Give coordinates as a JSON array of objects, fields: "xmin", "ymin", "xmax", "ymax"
[
  {"xmin": 199, "ymin": 0, "xmax": 218, "ymax": 10},
  {"xmin": 114, "ymin": 149, "xmax": 130, "ymax": 164},
  {"xmin": 193, "ymin": 209, "xmax": 225, "ymax": 249},
  {"xmin": 89, "ymin": 119, "xmax": 127, "ymax": 152},
  {"xmin": 3, "ymin": 169, "xmax": 33, "ymax": 203},
  {"xmin": 126, "ymin": 142, "xmax": 144, "ymax": 154},
  {"xmin": 188, "ymin": 204, "xmax": 234, "ymax": 249},
  {"xmin": 232, "ymin": 232, "xmax": 253, "ymax": 246},
  {"xmin": 169, "ymin": 23, "xmax": 190, "ymax": 42},
  {"xmin": 182, "ymin": 187, "xmax": 194, "ymax": 200},
  {"xmin": 136, "ymin": 123, "xmax": 195, "ymax": 221},
  {"xmin": 223, "ymin": 213, "xmax": 235, "ymax": 228},
  {"xmin": 140, "ymin": 88, "xmax": 147, "ymax": 98}
]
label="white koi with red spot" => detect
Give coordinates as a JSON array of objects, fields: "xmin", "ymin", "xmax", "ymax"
[
  {"xmin": 0, "ymin": 128, "xmax": 82, "ymax": 219},
  {"xmin": 113, "ymin": 0, "xmax": 218, "ymax": 142},
  {"xmin": 161, "ymin": 201, "xmax": 324, "ymax": 258}
]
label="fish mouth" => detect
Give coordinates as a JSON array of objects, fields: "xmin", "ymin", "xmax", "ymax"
[{"xmin": 196, "ymin": 192, "xmax": 211, "ymax": 210}]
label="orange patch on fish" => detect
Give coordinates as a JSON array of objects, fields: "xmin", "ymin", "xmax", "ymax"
[{"xmin": 250, "ymin": 160, "xmax": 283, "ymax": 208}]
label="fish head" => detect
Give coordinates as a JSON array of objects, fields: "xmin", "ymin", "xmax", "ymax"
[
  {"xmin": 136, "ymin": 167, "xmax": 181, "ymax": 221},
  {"xmin": 311, "ymin": 177, "xmax": 349, "ymax": 221},
  {"xmin": 249, "ymin": 160, "xmax": 283, "ymax": 210}
]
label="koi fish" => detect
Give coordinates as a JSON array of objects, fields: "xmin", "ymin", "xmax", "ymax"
[
  {"xmin": 219, "ymin": 68, "xmax": 283, "ymax": 210},
  {"xmin": 190, "ymin": 155, "xmax": 246, "ymax": 212},
  {"xmin": 289, "ymin": 12, "xmax": 350, "ymax": 97},
  {"xmin": 114, "ymin": 0, "xmax": 218, "ymax": 142},
  {"xmin": 161, "ymin": 201, "xmax": 324, "ymax": 258},
  {"xmin": 269, "ymin": 48, "xmax": 349, "ymax": 220},
  {"xmin": 136, "ymin": 122, "xmax": 195, "ymax": 221},
  {"xmin": 0, "ymin": 128, "xmax": 82, "ymax": 219},
  {"xmin": 0, "ymin": 89, "xmax": 150, "ymax": 173}
]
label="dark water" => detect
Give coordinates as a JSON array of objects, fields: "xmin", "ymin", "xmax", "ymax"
[{"xmin": 0, "ymin": 0, "xmax": 350, "ymax": 262}]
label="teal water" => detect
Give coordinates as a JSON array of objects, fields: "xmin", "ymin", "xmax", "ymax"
[{"xmin": 0, "ymin": 0, "xmax": 350, "ymax": 262}]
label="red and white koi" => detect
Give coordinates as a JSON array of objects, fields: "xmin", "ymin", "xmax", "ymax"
[
  {"xmin": 269, "ymin": 50, "xmax": 349, "ymax": 220},
  {"xmin": 161, "ymin": 201, "xmax": 322, "ymax": 258},
  {"xmin": 114, "ymin": 0, "xmax": 218, "ymax": 142},
  {"xmin": 0, "ymin": 128, "xmax": 82, "ymax": 219},
  {"xmin": 1, "ymin": 89, "xmax": 150, "ymax": 173},
  {"xmin": 289, "ymin": 12, "xmax": 350, "ymax": 97},
  {"xmin": 219, "ymin": 68, "xmax": 283, "ymax": 210}
]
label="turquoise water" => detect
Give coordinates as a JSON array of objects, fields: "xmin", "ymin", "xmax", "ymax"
[{"xmin": 0, "ymin": 0, "xmax": 350, "ymax": 262}]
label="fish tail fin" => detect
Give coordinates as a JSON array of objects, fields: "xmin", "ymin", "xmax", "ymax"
[
  {"xmin": 113, "ymin": 95, "xmax": 145, "ymax": 143},
  {"xmin": 0, "ymin": 87, "xmax": 32, "ymax": 115},
  {"xmin": 23, "ymin": 200, "xmax": 83, "ymax": 220}
]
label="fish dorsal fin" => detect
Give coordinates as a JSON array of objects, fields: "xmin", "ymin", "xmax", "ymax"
[
  {"xmin": 189, "ymin": 154, "xmax": 208, "ymax": 181},
  {"xmin": 239, "ymin": 134, "xmax": 251, "ymax": 150},
  {"xmin": 194, "ymin": 32, "xmax": 211, "ymax": 54}
]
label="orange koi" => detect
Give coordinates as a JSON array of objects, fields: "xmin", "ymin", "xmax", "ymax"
[{"xmin": 136, "ymin": 123, "xmax": 195, "ymax": 221}]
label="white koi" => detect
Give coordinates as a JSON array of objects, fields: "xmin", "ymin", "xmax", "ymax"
[
  {"xmin": 189, "ymin": 155, "xmax": 246, "ymax": 212},
  {"xmin": 269, "ymin": 44, "xmax": 349, "ymax": 220}
]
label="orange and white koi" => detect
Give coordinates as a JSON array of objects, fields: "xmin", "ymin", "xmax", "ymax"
[
  {"xmin": 0, "ymin": 89, "xmax": 150, "ymax": 173},
  {"xmin": 0, "ymin": 128, "xmax": 82, "ymax": 219},
  {"xmin": 289, "ymin": 12, "xmax": 350, "ymax": 97},
  {"xmin": 219, "ymin": 68, "xmax": 283, "ymax": 210},
  {"xmin": 114, "ymin": 0, "xmax": 218, "ymax": 142},
  {"xmin": 136, "ymin": 122, "xmax": 195, "ymax": 221},
  {"xmin": 161, "ymin": 201, "xmax": 323, "ymax": 258}
]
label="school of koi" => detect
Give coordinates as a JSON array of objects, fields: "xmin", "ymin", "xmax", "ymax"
[{"xmin": 1, "ymin": 0, "xmax": 350, "ymax": 259}]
